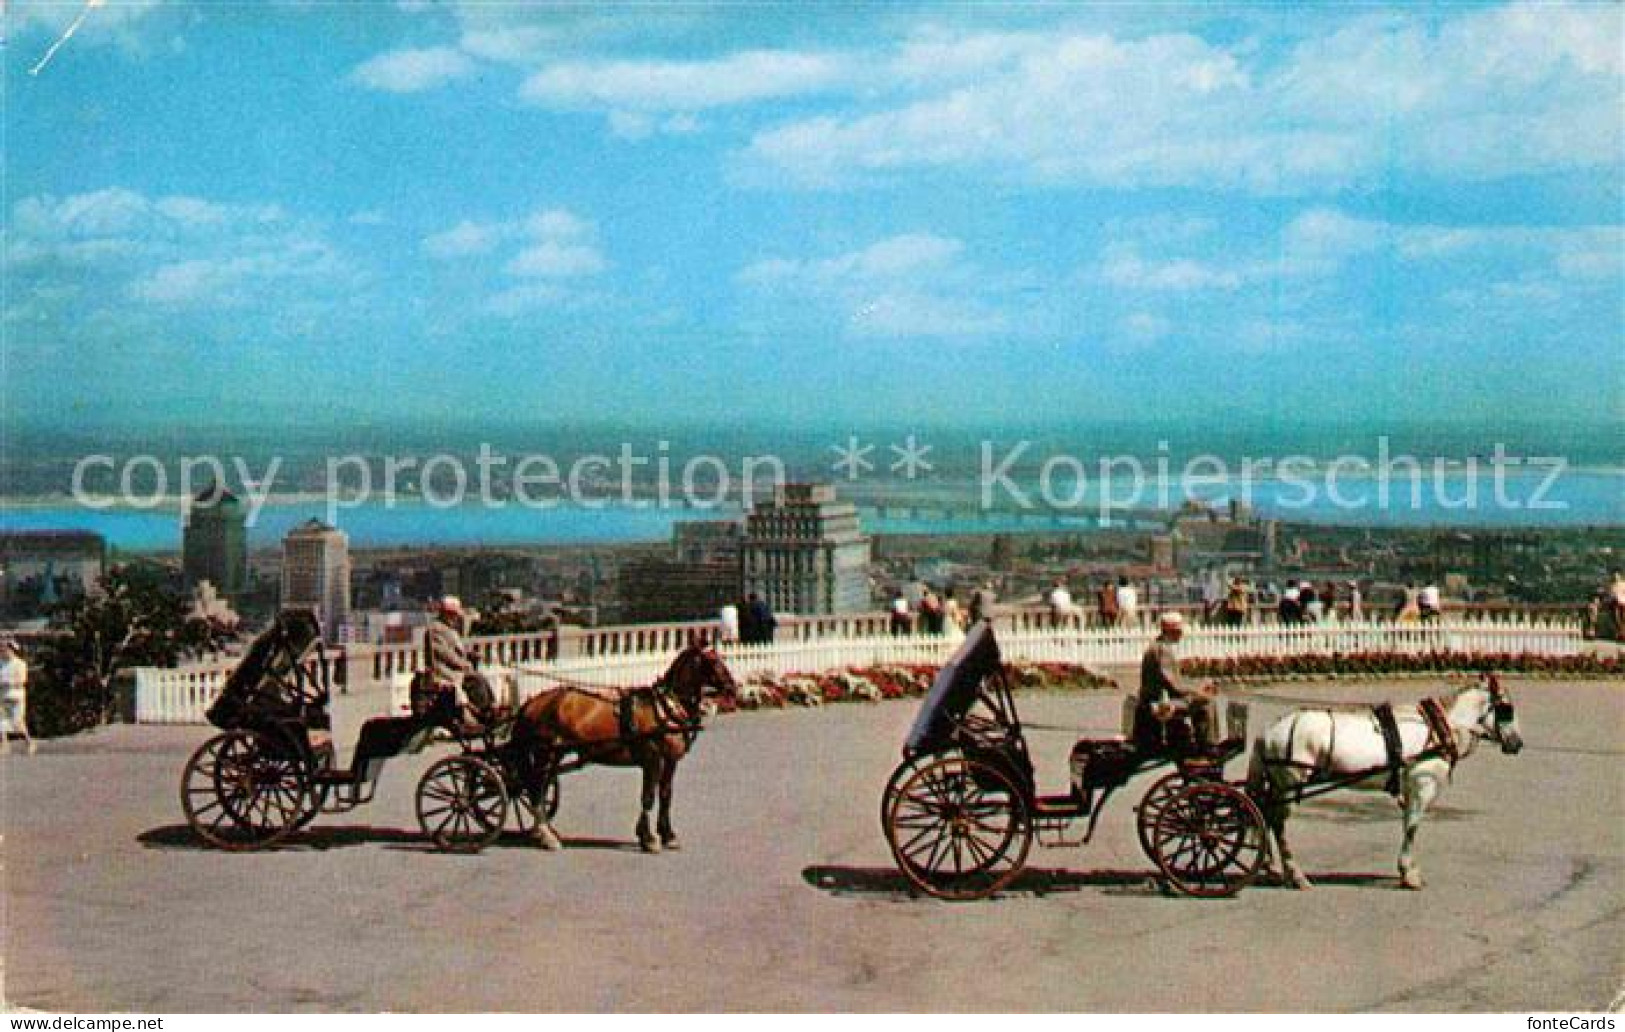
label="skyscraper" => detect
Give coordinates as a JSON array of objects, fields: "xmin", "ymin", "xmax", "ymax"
[
  {"xmin": 741, "ymin": 484, "xmax": 870, "ymax": 615},
  {"xmin": 281, "ymin": 519, "xmax": 351, "ymax": 637},
  {"xmin": 182, "ymin": 484, "xmax": 248, "ymax": 595}
]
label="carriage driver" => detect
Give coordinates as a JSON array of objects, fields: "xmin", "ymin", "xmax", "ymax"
[
  {"xmin": 1134, "ymin": 612, "xmax": 1221, "ymax": 753},
  {"xmin": 421, "ymin": 596, "xmax": 496, "ymax": 723}
]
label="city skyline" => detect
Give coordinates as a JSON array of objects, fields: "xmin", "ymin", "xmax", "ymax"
[{"xmin": 4, "ymin": 1, "xmax": 1621, "ymax": 431}]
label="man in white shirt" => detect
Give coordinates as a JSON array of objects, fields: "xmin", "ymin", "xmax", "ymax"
[
  {"xmin": 718, "ymin": 603, "xmax": 740, "ymax": 643},
  {"xmin": 0, "ymin": 639, "xmax": 37, "ymax": 756}
]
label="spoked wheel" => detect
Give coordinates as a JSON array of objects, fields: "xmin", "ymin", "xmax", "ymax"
[
  {"xmin": 416, "ymin": 756, "xmax": 509, "ymax": 852},
  {"xmin": 181, "ymin": 731, "xmax": 311, "ymax": 851},
  {"xmin": 880, "ymin": 752, "xmax": 943, "ymax": 837},
  {"xmin": 507, "ymin": 771, "xmax": 560, "ymax": 835},
  {"xmin": 292, "ymin": 741, "xmax": 334, "ymax": 831},
  {"xmin": 884, "ymin": 754, "xmax": 1033, "ymax": 901},
  {"xmin": 1134, "ymin": 772, "xmax": 1187, "ymax": 864},
  {"xmin": 1149, "ymin": 782, "xmax": 1267, "ymax": 898}
]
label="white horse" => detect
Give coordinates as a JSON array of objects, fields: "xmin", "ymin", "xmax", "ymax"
[{"xmin": 1247, "ymin": 674, "xmax": 1524, "ymax": 891}]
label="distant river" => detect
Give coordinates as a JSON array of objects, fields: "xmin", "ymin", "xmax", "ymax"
[{"xmin": 1, "ymin": 468, "xmax": 1619, "ymax": 552}]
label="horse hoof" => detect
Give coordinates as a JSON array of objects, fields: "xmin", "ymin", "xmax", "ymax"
[
  {"xmin": 639, "ymin": 838, "xmax": 662, "ymax": 854},
  {"xmin": 533, "ymin": 826, "xmax": 562, "ymax": 851},
  {"xmin": 1400, "ymin": 872, "xmax": 1425, "ymax": 891},
  {"xmin": 661, "ymin": 836, "xmax": 682, "ymax": 852}
]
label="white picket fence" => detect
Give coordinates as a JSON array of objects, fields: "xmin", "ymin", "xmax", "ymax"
[{"xmin": 133, "ymin": 616, "xmax": 1586, "ymax": 724}]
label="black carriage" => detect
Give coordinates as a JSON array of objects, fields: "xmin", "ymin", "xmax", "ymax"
[
  {"xmin": 880, "ymin": 623, "xmax": 1267, "ymax": 900},
  {"xmin": 179, "ymin": 611, "xmax": 555, "ymax": 852}
]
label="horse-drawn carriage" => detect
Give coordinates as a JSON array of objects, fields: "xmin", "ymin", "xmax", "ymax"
[
  {"xmin": 880, "ymin": 623, "xmax": 1269, "ymax": 899},
  {"xmin": 180, "ymin": 611, "xmax": 555, "ymax": 852}
]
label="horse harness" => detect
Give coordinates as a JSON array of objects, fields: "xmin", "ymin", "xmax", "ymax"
[
  {"xmin": 1268, "ymin": 695, "xmax": 1461, "ymax": 799},
  {"xmin": 616, "ymin": 681, "xmax": 705, "ymax": 749}
]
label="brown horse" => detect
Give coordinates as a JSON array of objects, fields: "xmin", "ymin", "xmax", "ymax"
[{"xmin": 509, "ymin": 639, "xmax": 738, "ymax": 852}]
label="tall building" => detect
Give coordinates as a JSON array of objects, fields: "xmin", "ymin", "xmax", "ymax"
[
  {"xmin": 741, "ymin": 484, "xmax": 870, "ymax": 615},
  {"xmin": 281, "ymin": 519, "xmax": 351, "ymax": 636},
  {"xmin": 183, "ymin": 484, "xmax": 248, "ymax": 595}
]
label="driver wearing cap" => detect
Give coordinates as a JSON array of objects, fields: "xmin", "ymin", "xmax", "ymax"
[
  {"xmin": 1134, "ymin": 611, "xmax": 1220, "ymax": 752},
  {"xmin": 419, "ymin": 596, "xmax": 495, "ymax": 722}
]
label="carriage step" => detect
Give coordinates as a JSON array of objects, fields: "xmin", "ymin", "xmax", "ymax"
[{"xmin": 1032, "ymin": 794, "xmax": 1088, "ymax": 818}]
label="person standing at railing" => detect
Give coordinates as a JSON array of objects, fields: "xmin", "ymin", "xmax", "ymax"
[
  {"xmin": 1223, "ymin": 577, "xmax": 1250, "ymax": 627},
  {"xmin": 1047, "ymin": 578, "xmax": 1077, "ymax": 627},
  {"xmin": 890, "ymin": 592, "xmax": 914, "ymax": 636},
  {"xmin": 744, "ymin": 593, "xmax": 777, "ymax": 645},
  {"xmin": 1608, "ymin": 571, "xmax": 1625, "ymax": 641},
  {"xmin": 0, "ymin": 639, "xmax": 36, "ymax": 756},
  {"xmin": 1115, "ymin": 576, "xmax": 1139, "ymax": 628},
  {"xmin": 1347, "ymin": 580, "xmax": 1364, "ymax": 623},
  {"xmin": 1419, "ymin": 583, "xmax": 1443, "ymax": 624},
  {"xmin": 941, "ymin": 588, "xmax": 966, "ymax": 644},
  {"xmin": 1097, "ymin": 579, "xmax": 1119, "ymax": 628},
  {"xmin": 718, "ymin": 603, "xmax": 740, "ymax": 644}
]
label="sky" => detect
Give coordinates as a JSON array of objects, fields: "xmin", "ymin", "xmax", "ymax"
[{"xmin": 3, "ymin": 0, "xmax": 1622, "ymax": 436}]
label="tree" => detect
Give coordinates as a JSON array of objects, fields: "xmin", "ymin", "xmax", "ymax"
[{"xmin": 31, "ymin": 565, "xmax": 237, "ymax": 734}]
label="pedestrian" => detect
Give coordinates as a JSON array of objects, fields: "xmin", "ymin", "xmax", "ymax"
[
  {"xmin": 1396, "ymin": 583, "xmax": 1421, "ymax": 623},
  {"xmin": 890, "ymin": 592, "xmax": 913, "ymax": 636},
  {"xmin": 941, "ymin": 588, "xmax": 966, "ymax": 644},
  {"xmin": 1279, "ymin": 583, "xmax": 1302, "ymax": 625},
  {"xmin": 919, "ymin": 587, "xmax": 945, "ymax": 635},
  {"xmin": 1047, "ymin": 578, "xmax": 1076, "ymax": 626},
  {"xmin": 1347, "ymin": 580, "xmax": 1364, "ymax": 623},
  {"xmin": 1115, "ymin": 576, "xmax": 1139, "ymax": 628},
  {"xmin": 1097, "ymin": 578, "xmax": 1120, "ymax": 628},
  {"xmin": 969, "ymin": 581, "xmax": 998, "ymax": 624},
  {"xmin": 0, "ymin": 639, "xmax": 36, "ymax": 756},
  {"xmin": 738, "ymin": 595, "xmax": 761, "ymax": 644},
  {"xmin": 746, "ymin": 592, "xmax": 778, "ymax": 645},
  {"xmin": 718, "ymin": 602, "xmax": 740, "ymax": 644},
  {"xmin": 1609, "ymin": 571, "xmax": 1625, "ymax": 641},
  {"xmin": 1301, "ymin": 581, "xmax": 1322, "ymax": 623},
  {"xmin": 1321, "ymin": 581, "xmax": 1339, "ymax": 622},
  {"xmin": 1224, "ymin": 577, "xmax": 1250, "ymax": 627},
  {"xmin": 1419, "ymin": 582, "xmax": 1442, "ymax": 624}
]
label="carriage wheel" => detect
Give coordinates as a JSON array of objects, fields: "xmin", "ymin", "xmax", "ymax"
[
  {"xmin": 880, "ymin": 752, "xmax": 942, "ymax": 837},
  {"xmin": 507, "ymin": 772, "xmax": 560, "ymax": 834},
  {"xmin": 416, "ymin": 756, "xmax": 509, "ymax": 852},
  {"xmin": 885, "ymin": 755, "xmax": 1032, "ymax": 901},
  {"xmin": 1148, "ymin": 782, "xmax": 1267, "ymax": 898},
  {"xmin": 181, "ymin": 731, "xmax": 310, "ymax": 851},
  {"xmin": 1134, "ymin": 772, "xmax": 1187, "ymax": 864}
]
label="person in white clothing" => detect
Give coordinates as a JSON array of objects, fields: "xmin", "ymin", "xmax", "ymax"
[
  {"xmin": 1115, "ymin": 577, "xmax": 1139, "ymax": 628},
  {"xmin": 718, "ymin": 604, "xmax": 740, "ymax": 643},
  {"xmin": 0, "ymin": 639, "xmax": 36, "ymax": 756},
  {"xmin": 1418, "ymin": 583, "xmax": 1443, "ymax": 623},
  {"xmin": 1047, "ymin": 579, "xmax": 1076, "ymax": 625}
]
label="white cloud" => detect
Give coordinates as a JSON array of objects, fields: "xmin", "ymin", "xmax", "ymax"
[
  {"xmin": 520, "ymin": 49, "xmax": 851, "ymax": 112},
  {"xmin": 740, "ymin": 233, "xmax": 1003, "ymax": 338},
  {"xmin": 1099, "ymin": 247, "xmax": 1241, "ymax": 291},
  {"xmin": 8, "ymin": 187, "xmax": 355, "ymax": 310},
  {"xmin": 506, "ymin": 240, "xmax": 606, "ymax": 278},
  {"xmin": 422, "ymin": 220, "xmax": 503, "ymax": 259},
  {"xmin": 352, "ymin": 46, "xmax": 478, "ymax": 93},
  {"xmin": 739, "ymin": 3, "xmax": 1622, "ymax": 191}
]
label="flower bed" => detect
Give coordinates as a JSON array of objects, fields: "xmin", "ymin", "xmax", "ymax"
[
  {"xmin": 725, "ymin": 662, "xmax": 1115, "ymax": 711},
  {"xmin": 1183, "ymin": 650, "xmax": 1624, "ymax": 680}
]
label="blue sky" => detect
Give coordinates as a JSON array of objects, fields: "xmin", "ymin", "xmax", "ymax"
[{"xmin": 3, "ymin": 1, "xmax": 1621, "ymax": 433}]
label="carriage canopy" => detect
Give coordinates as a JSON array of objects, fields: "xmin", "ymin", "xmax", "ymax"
[
  {"xmin": 206, "ymin": 609, "xmax": 328, "ymax": 730},
  {"xmin": 905, "ymin": 621, "xmax": 1004, "ymax": 753}
]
